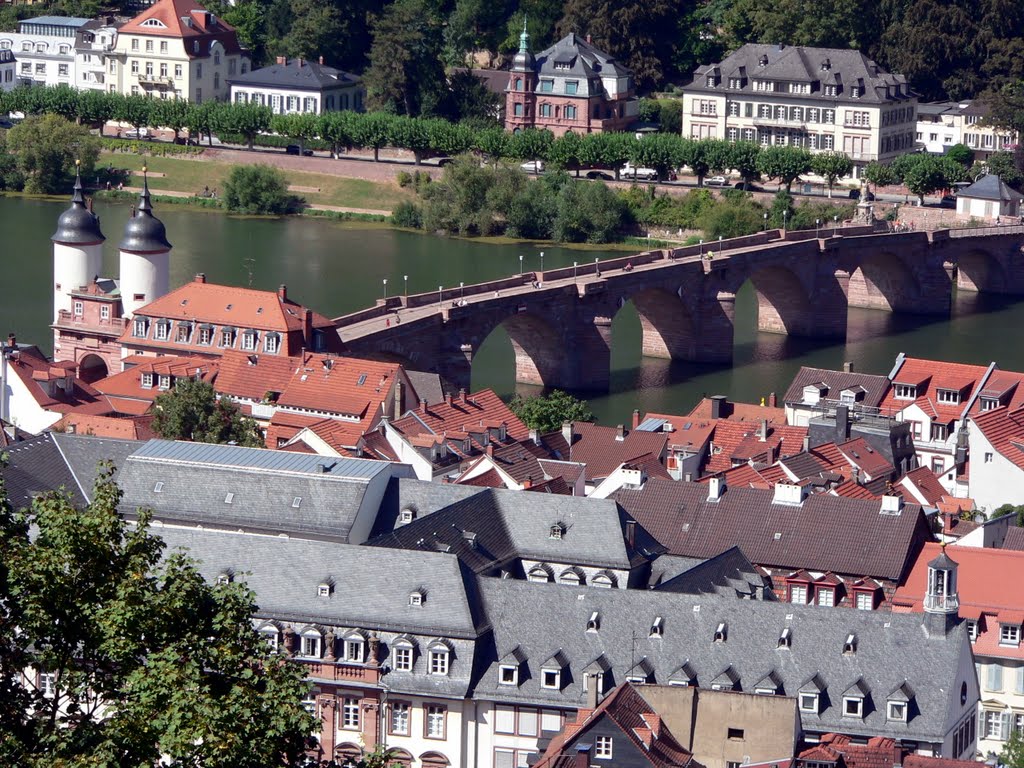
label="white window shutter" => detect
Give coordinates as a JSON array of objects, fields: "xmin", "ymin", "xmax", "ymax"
[
  {"xmin": 1002, "ymin": 711, "xmax": 1011, "ymax": 741},
  {"xmin": 1017, "ymin": 665, "xmax": 1024, "ymax": 695}
]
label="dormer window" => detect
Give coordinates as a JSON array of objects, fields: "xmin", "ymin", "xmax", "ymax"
[
  {"xmin": 499, "ymin": 665, "xmax": 518, "ymax": 685},
  {"xmin": 392, "ymin": 638, "xmax": 414, "ymax": 671},
  {"xmin": 800, "ymin": 693, "xmax": 819, "ymax": 713},
  {"xmin": 817, "ymin": 587, "xmax": 835, "ymax": 607},
  {"xmin": 844, "ymin": 633, "xmax": 857, "ymax": 654},
  {"xmin": 980, "ymin": 397, "xmax": 1000, "ymax": 412},
  {"xmin": 706, "ymin": 75, "xmax": 718, "ymax": 87},
  {"xmin": 549, "ymin": 523, "xmax": 565, "ymax": 539},
  {"xmin": 542, "ymin": 668, "xmax": 561, "ymax": 689},
  {"xmin": 409, "ymin": 589, "xmax": 424, "ymax": 606},
  {"xmin": 428, "ymin": 642, "xmax": 450, "ymax": 675},
  {"xmin": 141, "ymin": 372, "xmax": 154, "ymax": 388},
  {"xmin": 844, "ymin": 696, "xmax": 864, "ymax": 717},
  {"xmin": 344, "ymin": 633, "xmax": 365, "ymax": 663},
  {"xmin": 824, "ymin": 85, "xmax": 837, "ymax": 97},
  {"xmin": 714, "ymin": 622, "xmax": 727, "ymax": 642},
  {"xmin": 559, "ymin": 568, "xmax": 584, "ymax": 586},
  {"xmin": 894, "ymin": 383, "xmax": 917, "ymax": 400},
  {"xmin": 650, "ymin": 617, "xmax": 663, "ymax": 638},
  {"xmin": 133, "ymin": 318, "xmax": 149, "ymax": 337},
  {"xmin": 216, "ymin": 570, "xmax": 232, "ymax": 585},
  {"xmin": 888, "ymin": 701, "xmax": 907, "ymax": 721},
  {"xmin": 158, "ymin": 374, "xmax": 172, "ymax": 390},
  {"xmin": 937, "ymin": 388, "xmax": 961, "ymax": 405},
  {"xmin": 175, "ymin": 322, "xmax": 193, "ymax": 343},
  {"xmin": 219, "ymin": 327, "xmax": 235, "ymax": 347},
  {"xmin": 259, "ymin": 623, "xmax": 279, "ymax": 651},
  {"xmin": 399, "ymin": 507, "xmax": 416, "ymax": 526},
  {"xmin": 528, "ymin": 564, "xmax": 553, "ymax": 583},
  {"xmin": 967, "ymin": 620, "xmax": 978, "ymax": 641},
  {"xmin": 264, "ymin": 332, "xmax": 281, "ymax": 354},
  {"xmin": 587, "ymin": 611, "xmax": 600, "ymax": 632},
  {"xmin": 778, "ymin": 627, "xmax": 792, "ymax": 648},
  {"xmin": 317, "ymin": 581, "xmax": 333, "ymax": 597},
  {"xmin": 1001, "ymin": 624, "xmax": 1021, "ymax": 646},
  {"xmin": 153, "ymin": 319, "xmax": 171, "ymax": 341},
  {"xmin": 153, "ymin": 481, "xmax": 164, "ymax": 493},
  {"xmin": 240, "ymin": 329, "xmax": 258, "ymax": 351},
  {"xmin": 300, "ymin": 628, "xmax": 322, "ymax": 658},
  {"xmin": 592, "ymin": 572, "xmax": 616, "ymax": 589}
]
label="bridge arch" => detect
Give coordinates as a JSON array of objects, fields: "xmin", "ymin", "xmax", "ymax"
[
  {"xmin": 847, "ymin": 251, "xmax": 921, "ymax": 312},
  {"xmin": 617, "ymin": 286, "xmax": 697, "ymax": 360},
  {"xmin": 474, "ymin": 309, "xmax": 567, "ymax": 388},
  {"xmin": 744, "ymin": 265, "xmax": 814, "ymax": 335},
  {"xmin": 957, "ymin": 248, "xmax": 1007, "ymax": 293}
]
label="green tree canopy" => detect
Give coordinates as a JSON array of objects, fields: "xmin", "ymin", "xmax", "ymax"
[
  {"xmin": 0, "ymin": 462, "xmax": 316, "ymax": 767},
  {"xmin": 756, "ymin": 145, "xmax": 812, "ymax": 191},
  {"xmin": 151, "ymin": 378, "xmax": 265, "ymax": 445},
  {"xmin": 4, "ymin": 113, "xmax": 100, "ymax": 194},
  {"xmin": 810, "ymin": 151, "xmax": 854, "ymax": 197},
  {"xmin": 364, "ymin": 0, "xmax": 447, "ymax": 116},
  {"xmin": 863, "ymin": 161, "xmax": 897, "ymax": 192},
  {"xmin": 509, "ymin": 389, "xmax": 594, "ymax": 432}
]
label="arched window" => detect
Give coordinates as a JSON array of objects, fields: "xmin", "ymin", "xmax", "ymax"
[
  {"xmin": 559, "ymin": 567, "xmax": 585, "ymax": 586},
  {"xmin": 257, "ymin": 621, "xmax": 280, "ymax": 652},
  {"xmin": 335, "ymin": 743, "xmax": 362, "ymax": 768},
  {"xmin": 592, "ymin": 571, "xmax": 616, "ymax": 589},
  {"xmin": 343, "ymin": 630, "xmax": 366, "ymax": 663},
  {"xmin": 420, "ymin": 751, "xmax": 451, "ymax": 768},
  {"xmin": 390, "ymin": 636, "xmax": 416, "ymax": 671},
  {"xmin": 384, "ymin": 748, "xmax": 413, "ymax": 767},
  {"xmin": 528, "ymin": 564, "xmax": 553, "ymax": 583},
  {"xmin": 299, "ymin": 627, "xmax": 322, "ymax": 658},
  {"xmin": 515, "ymin": 77, "xmax": 522, "ymax": 91}
]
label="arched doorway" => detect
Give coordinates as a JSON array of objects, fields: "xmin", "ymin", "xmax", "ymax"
[{"xmin": 77, "ymin": 353, "xmax": 108, "ymax": 384}]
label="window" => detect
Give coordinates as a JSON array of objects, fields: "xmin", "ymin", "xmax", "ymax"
[
  {"xmin": 565, "ymin": 105, "xmax": 576, "ymax": 120},
  {"xmin": 34, "ymin": 64, "xmax": 45, "ymax": 75},
  {"xmin": 800, "ymin": 693, "xmax": 819, "ymax": 712},
  {"xmin": 595, "ymin": 736, "xmax": 613, "ymax": 759},
  {"xmin": 160, "ymin": 63, "xmax": 167, "ymax": 77},
  {"xmin": 197, "ymin": 63, "xmax": 203, "ymax": 78},
  {"xmin": 789, "ymin": 584, "xmax": 808, "ymax": 604},
  {"xmin": 39, "ymin": 672, "xmax": 56, "ymax": 697},
  {"xmin": 219, "ymin": 328, "xmax": 234, "ymax": 347},
  {"xmin": 240, "ymin": 331, "xmax": 257, "ymax": 351},
  {"xmin": 58, "ymin": 64, "xmax": 68, "ymax": 77},
  {"xmin": 425, "ymin": 704, "xmax": 446, "ymax": 739},
  {"xmin": 73, "ymin": 300, "xmax": 84, "ymax": 316},
  {"xmin": 214, "ymin": 51, "xmax": 221, "ymax": 66},
  {"xmin": 856, "ymin": 592, "xmax": 874, "ymax": 610},
  {"xmin": 261, "ymin": 626, "xmax": 279, "ymax": 651},
  {"xmin": 175, "ymin": 323, "xmax": 192, "ymax": 343},
  {"xmin": 145, "ymin": 61, "xmax": 154, "ymax": 77},
  {"xmin": 514, "ymin": 103, "xmax": 523, "ymax": 117},
  {"xmin": 930, "ymin": 423, "xmax": 947, "ymax": 442},
  {"xmin": 175, "ymin": 64, "xmax": 182, "ymax": 78},
  {"xmin": 389, "ymin": 702, "xmax": 410, "ymax": 735},
  {"xmin": 1001, "ymin": 624, "xmax": 1021, "ymax": 646},
  {"xmin": 158, "ymin": 375, "xmax": 172, "ymax": 390},
  {"xmin": 894, "ymin": 384, "xmax": 917, "ymax": 400},
  {"xmin": 542, "ymin": 669, "xmax": 560, "ymax": 689},
  {"xmin": 141, "ymin": 372, "xmax": 154, "ymax": 389},
  {"xmin": 814, "ymin": 586, "xmax": 835, "ymax": 607},
  {"xmin": 338, "ymin": 697, "xmax": 360, "ymax": 729},
  {"xmin": 393, "ymin": 644, "xmax": 413, "ymax": 671},
  {"xmin": 198, "ymin": 326, "xmax": 212, "ymax": 345},
  {"xmin": 145, "ymin": 40, "xmax": 153, "ymax": 52},
  {"xmin": 844, "ymin": 697, "xmax": 864, "ymax": 717},
  {"xmin": 565, "ymin": 80, "xmax": 578, "ymax": 95},
  {"xmin": 300, "ymin": 632, "xmax": 321, "ymax": 658},
  {"xmin": 100, "ymin": 305, "xmax": 110, "ymax": 321},
  {"xmin": 500, "ymin": 665, "xmax": 518, "ymax": 685},
  {"xmin": 888, "ymin": 701, "xmax": 907, "ymax": 721},
  {"xmin": 727, "ymin": 728, "xmax": 745, "ymax": 740},
  {"xmin": 980, "ymin": 397, "xmax": 1000, "ymax": 412},
  {"xmin": 984, "ymin": 711, "xmax": 1006, "ymax": 740},
  {"xmin": 429, "ymin": 648, "xmax": 449, "ymax": 675},
  {"xmin": 264, "ymin": 333, "xmax": 280, "ymax": 354},
  {"xmin": 937, "ymin": 388, "xmax": 960, "ymax": 404},
  {"xmin": 345, "ymin": 638, "xmax": 364, "ymax": 663},
  {"xmin": 967, "ymin": 620, "xmax": 979, "ymax": 641}
]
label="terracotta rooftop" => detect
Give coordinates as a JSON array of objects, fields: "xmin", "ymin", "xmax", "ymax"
[
  {"xmin": 215, "ymin": 350, "xmax": 296, "ymax": 401},
  {"xmin": 686, "ymin": 397, "xmax": 786, "ymax": 423},
  {"xmin": 836, "ymin": 437, "xmax": 894, "ymax": 480},
  {"xmin": 880, "ymin": 357, "xmax": 991, "ymax": 424},
  {"xmin": 798, "ymin": 733, "xmax": 979, "ymax": 768},
  {"xmin": 970, "ymin": 404, "xmax": 1024, "ymax": 470},
  {"xmin": 897, "ymin": 466, "xmax": 947, "ymax": 506},
  {"xmin": 568, "ymin": 422, "xmax": 668, "ymax": 481},
  {"xmin": 705, "ymin": 420, "xmax": 807, "ymax": 474},
  {"xmin": 54, "ymin": 413, "xmax": 156, "ymax": 441},
  {"xmin": 119, "ymin": 0, "xmax": 244, "ymax": 56},
  {"xmin": 6, "ymin": 347, "xmax": 110, "ymax": 416},
  {"xmin": 94, "ymin": 355, "xmax": 217, "ymax": 415}
]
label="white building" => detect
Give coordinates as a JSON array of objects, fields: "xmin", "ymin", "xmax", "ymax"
[
  {"xmin": 955, "ymin": 175, "xmax": 1022, "ymax": 221},
  {"xmin": 916, "ymin": 100, "xmax": 1017, "ymax": 161},
  {"xmin": 0, "ymin": 49, "xmax": 15, "ymax": 91},
  {"xmin": 74, "ymin": 18, "xmax": 122, "ymax": 93},
  {"xmin": 0, "ymin": 16, "xmax": 89, "ymax": 88},
  {"xmin": 228, "ymin": 56, "xmax": 364, "ymax": 114},
  {"xmin": 967, "ymin": 405, "xmax": 1024, "ymax": 513}
]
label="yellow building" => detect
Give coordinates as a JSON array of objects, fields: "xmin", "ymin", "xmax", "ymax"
[{"xmin": 112, "ymin": 0, "xmax": 248, "ymax": 102}]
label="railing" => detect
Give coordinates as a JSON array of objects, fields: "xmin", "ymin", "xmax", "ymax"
[
  {"xmin": 752, "ymin": 116, "xmax": 812, "ymax": 127},
  {"xmin": 302, "ymin": 661, "xmax": 381, "ymax": 684},
  {"xmin": 842, "ymin": 121, "xmax": 872, "ymax": 129},
  {"xmin": 924, "ymin": 593, "xmax": 959, "ymax": 612},
  {"xmin": 691, "ymin": 110, "xmax": 718, "ymax": 117},
  {"xmin": 138, "ymin": 74, "xmax": 174, "ymax": 86},
  {"xmin": 250, "ymin": 402, "xmax": 277, "ymax": 420},
  {"xmin": 949, "ymin": 225, "xmax": 1024, "ymax": 238},
  {"xmin": 55, "ymin": 310, "xmax": 127, "ymax": 334}
]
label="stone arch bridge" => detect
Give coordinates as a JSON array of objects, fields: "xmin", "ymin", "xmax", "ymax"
[{"xmin": 335, "ymin": 225, "xmax": 1024, "ymax": 392}]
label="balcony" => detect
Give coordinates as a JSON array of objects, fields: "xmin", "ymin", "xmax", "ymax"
[
  {"xmin": 250, "ymin": 402, "xmax": 277, "ymax": 420},
  {"xmin": 752, "ymin": 115, "xmax": 812, "ymax": 128},
  {"xmin": 843, "ymin": 121, "xmax": 872, "ymax": 130},
  {"xmin": 55, "ymin": 310, "xmax": 128, "ymax": 338},
  {"xmin": 302, "ymin": 660, "xmax": 381, "ymax": 685},
  {"xmin": 690, "ymin": 110, "xmax": 718, "ymax": 117},
  {"xmin": 138, "ymin": 74, "xmax": 174, "ymax": 87},
  {"xmin": 924, "ymin": 593, "xmax": 959, "ymax": 612},
  {"xmin": 846, "ymin": 151, "xmax": 877, "ymax": 161}
]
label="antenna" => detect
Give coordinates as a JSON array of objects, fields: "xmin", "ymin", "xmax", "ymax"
[
  {"xmin": 243, "ymin": 257, "xmax": 256, "ymax": 287},
  {"xmin": 630, "ymin": 630, "xmax": 638, "ymax": 672}
]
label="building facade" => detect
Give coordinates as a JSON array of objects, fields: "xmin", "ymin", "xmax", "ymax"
[
  {"xmin": 683, "ymin": 44, "xmax": 917, "ymax": 178},
  {"xmin": 228, "ymin": 56, "xmax": 364, "ymax": 115},
  {"xmin": 916, "ymin": 101, "xmax": 1017, "ymax": 161},
  {"xmin": 0, "ymin": 16, "xmax": 89, "ymax": 88},
  {"xmin": 112, "ymin": 0, "xmax": 248, "ymax": 102},
  {"xmin": 74, "ymin": 18, "xmax": 122, "ymax": 93},
  {"xmin": 0, "ymin": 49, "xmax": 15, "ymax": 91},
  {"xmin": 505, "ymin": 27, "xmax": 638, "ymax": 137}
]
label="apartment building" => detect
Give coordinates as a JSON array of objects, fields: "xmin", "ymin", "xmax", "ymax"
[
  {"xmin": 0, "ymin": 16, "xmax": 89, "ymax": 88},
  {"xmin": 74, "ymin": 18, "xmax": 122, "ymax": 93},
  {"xmin": 0, "ymin": 48, "xmax": 14, "ymax": 91},
  {"xmin": 228, "ymin": 56, "xmax": 365, "ymax": 115},
  {"xmin": 112, "ymin": 0, "xmax": 248, "ymax": 102},
  {"xmin": 683, "ymin": 44, "xmax": 917, "ymax": 178},
  {"xmin": 916, "ymin": 100, "xmax": 1017, "ymax": 161}
]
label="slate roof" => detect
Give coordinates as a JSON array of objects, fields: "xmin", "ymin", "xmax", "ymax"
[
  {"xmin": 655, "ymin": 546, "xmax": 771, "ymax": 599},
  {"xmin": 535, "ymin": 32, "xmax": 631, "ymax": 81},
  {"xmin": 227, "ymin": 58, "xmax": 361, "ymax": 90},
  {"xmin": 368, "ymin": 487, "xmax": 663, "ymax": 573},
  {"xmin": 784, "ymin": 368, "xmax": 890, "ymax": 409},
  {"xmin": 690, "ymin": 44, "xmax": 912, "ymax": 106},
  {"xmin": 370, "ymin": 476, "xmax": 487, "ymax": 537},
  {"xmin": 958, "ymin": 174, "xmax": 1021, "ymax": 202},
  {"xmin": 116, "ymin": 439, "xmax": 411, "ymax": 541},
  {"xmin": 473, "ymin": 578, "xmax": 971, "ymax": 746},
  {"xmin": 614, "ymin": 478, "xmax": 931, "ymax": 580}
]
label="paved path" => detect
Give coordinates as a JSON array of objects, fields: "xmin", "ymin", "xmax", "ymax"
[{"xmin": 117, "ymin": 186, "xmax": 390, "ymax": 216}]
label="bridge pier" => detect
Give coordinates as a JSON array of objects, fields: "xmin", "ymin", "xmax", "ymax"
[{"xmin": 693, "ymin": 290, "xmax": 736, "ymax": 363}]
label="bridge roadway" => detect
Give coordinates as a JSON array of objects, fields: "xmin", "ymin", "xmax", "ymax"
[{"xmin": 334, "ymin": 224, "xmax": 1024, "ymax": 392}]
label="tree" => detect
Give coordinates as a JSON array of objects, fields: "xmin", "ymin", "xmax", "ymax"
[
  {"xmin": 447, "ymin": 69, "xmax": 502, "ymax": 126},
  {"xmin": 0, "ymin": 462, "xmax": 317, "ymax": 767},
  {"xmin": 509, "ymin": 389, "xmax": 594, "ymax": 432},
  {"xmin": 901, "ymin": 156, "xmax": 949, "ymax": 205},
  {"xmin": 548, "ymin": 131, "xmax": 583, "ymax": 173},
  {"xmin": 349, "ymin": 111, "xmax": 397, "ymax": 162},
  {"xmin": 185, "ymin": 101, "xmax": 220, "ymax": 146},
  {"xmin": 112, "ymin": 93, "xmax": 155, "ymax": 135},
  {"xmin": 151, "ymin": 97, "xmax": 191, "ymax": 142},
  {"xmin": 810, "ymin": 151, "xmax": 854, "ymax": 197},
  {"xmin": 270, "ymin": 111, "xmax": 320, "ymax": 154},
  {"xmin": 553, "ymin": 179, "xmax": 630, "ymax": 243},
  {"xmin": 992, "ymin": 503, "xmax": 1024, "ymax": 527},
  {"xmin": 678, "ymin": 138, "xmax": 713, "ymax": 186},
  {"xmin": 5, "ymin": 114, "xmax": 100, "ymax": 194},
  {"xmin": 320, "ymin": 110, "xmax": 357, "ymax": 158},
  {"xmin": 756, "ymin": 145, "xmax": 812, "ymax": 192},
  {"xmin": 152, "ymin": 379, "xmax": 264, "ymax": 445},
  {"xmin": 474, "ymin": 127, "xmax": 509, "ymax": 165},
  {"xmin": 727, "ymin": 141, "xmax": 762, "ymax": 188},
  {"xmin": 77, "ymin": 88, "xmax": 116, "ymax": 127},
  {"xmin": 632, "ymin": 133, "xmax": 683, "ymax": 182},
  {"xmin": 364, "ymin": 0, "xmax": 447, "ymax": 116},
  {"xmin": 863, "ymin": 161, "xmax": 897, "ymax": 195},
  {"xmin": 985, "ymin": 152, "xmax": 1024, "ymax": 189},
  {"xmin": 1002, "ymin": 728, "xmax": 1024, "ymax": 768},
  {"xmin": 946, "ymin": 143, "xmax": 974, "ymax": 167},
  {"xmin": 216, "ymin": 101, "xmax": 271, "ymax": 150},
  {"xmin": 507, "ymin": 128, "xmax": 555, "ymax": 164}
]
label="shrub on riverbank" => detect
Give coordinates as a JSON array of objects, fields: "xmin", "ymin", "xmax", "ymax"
[{"xmin": 223, "ymin": 164, "xmax": 303, "ymax": 215}]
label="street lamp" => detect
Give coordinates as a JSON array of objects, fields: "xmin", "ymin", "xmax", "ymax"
[
  {"xmin": 783, "ymin": 210, "xmax": 789, "ymax": 232},
  {"xmin": 460, "ymin": 281, "xmax": 464, "ymax": 301},
  {"xmin": 438, "ymin": 285, "xmax": 443, "ymax": 309},
  {"xmin": 519, "ymin": 254, "xmax": 524, "ymax": 276},
  {"xmin": 718, "ymin": 235, "xmax": 723, "ymax": 256},
  {"xmin": 403, "ymin": 274, "xmax": 408, "ymax": 300},
  {"xmin": 594, "ymin": 256, "xmax": 599, "ymax": 276},
  {"xmin": 815, "ymin": 218, "xmax": 821, "ymax": 238},
  {"xmin": 699, "ymin": 239, "xmax": 703, "ymax": 258},
  {"xmin": 833, "ymin": 214, "xmax": 838, "ymax": 236},
  {"xmin": 763, "ymin": 212, "xmax": 768, "ymax": 231},
  {"xmin": 540, "ymin": 250, "xmax": 545, "ymax": 274},
  {"xmin": 573, "ymin": 261, "xmax": 578, "ymax": 282},
  {"xmin": 382, "ymin": 278, "xmax": 388, "ymax": 302}
]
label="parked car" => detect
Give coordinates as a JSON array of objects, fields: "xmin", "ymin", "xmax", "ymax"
[
  {"xmin": 939, "ymin": 195, "xmax": 957, "ymax": 208},
  {"xmin": 848, "ymin": 188, "xmax": 875, "ymax": 201},
  {"xmin": 620, "ymin": 163, "xmax": 658, "ymax": 181},
  {"xmin": 436, "ymin": 157, "xmax": 455, "ymax": 167},
  {"xmin": 585, "ymin": 170, "xmax": 614, "ymax": 181},
  {"xmin": 705, "ymin": 175, "xmax": 728, "ymax": 187},
  {"xmin": 520, "ymin": 160, "xmax": 545, "ymax": 173},
  {"xmin": 285, "ymin": 145, "xmax": 314, "ymax": 157},
  {"xmin": 123, "ymin": 127, "xmax": 150, "ymax": 140},
  {"xmin": 733, "ymin": 181, "xmax": 765, "ymax": 192}
]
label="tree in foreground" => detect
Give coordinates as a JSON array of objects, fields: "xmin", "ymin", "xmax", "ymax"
[
  {"xmin": 510, "ymin": 390, "xmax": 594, "ymax": 433},
  {"xmin": 810, "ymin": 151, "xmax": 853, "ymax": 197},
  {"xmin": 152, "ymin": 378, "xmax": 265, "ymax": 445},
  {"xmin": 0, "ymin": 463, "xmax": 317, "ymax": 767},
  {"xmin": 223, "ymin": 164, "xmax": 301, "ymax": 216},
  {"xmin": 756, "ymin": 145, "xmax": 812, "ymax": 192},
  {"xmin": 4, "ymin": 114, "xmax": 100, "ymax": 194}
]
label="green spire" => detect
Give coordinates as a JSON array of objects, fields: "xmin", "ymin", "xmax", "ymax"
[{"xmin": 518, "ymin": 16, "xmax": 529, "ymax": 53}]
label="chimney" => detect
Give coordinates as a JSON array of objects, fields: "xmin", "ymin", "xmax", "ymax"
[
  {"xmin": 529, "ymin": 428, "xmax": 540, "ymax": 445},
  {"xmin": 757, "ymin": 419, "xmax": 768, "ymax": 442},
  {"xmin": 277, "ymin": 55, "xmax": 286, "ymax": 65},
  {"xmin": 844, "ymin": 361, "xmax": 854, "ymax": 373},
  {"xmin": 632, "ymin": 409, "xmax": 640, "ymax": 429},
  {"xmin": 707, "ymin": 476, "xmax": 725, "ymax": 501},
  {"xmin": 562, "ymin": 420, "xmax": 573, "ymax": 447},
  {"xmin": 892, "ymin": 743, "xmax": 904, "ymax": 768},
  {"xmin": 880, "ymin": 494, "xmax": 904, "ymax": 514},
  {"xmin": 318, "ymin": 55, "xmax": 324, "ymax": 65},
  {"xmin": 393, "ymin": 380, "xmax": 403, "ymax": 417},
  {"xmin": 625, "ymin": 520, "xmax": 636, "ymax": 549},
  {"xmin": 586, "ymin": 673, "xmax": 599, "ymax": 709},
  {"xmin": 486, "ymin": 443, "xmax": 494, "ymax": 457},
  {"xmin": 278, "ymin": 284, "xmax": 287, "ymax": 302},
  {"xmin": 303, "ymin": 308, "xmax": 313, "ymax": 349},
  {"xmin": 851, "ymin": 465, "xmax": 861, "ymax": 484},
  {"xmin": 446, "ymin": 392, "xmax": 454, "ymax": 406},
  {"xmin": 768, "ymin": 392, "xmax": 777, "ymax": 407},
  {"xmin": 297, "ymin": 57, "xmax": 304, "ymax": 67},
  {"xmin": 523, "ymin": 476, "xmax": 532, "ymax": 488},
  {"xmin": 420, "ymin": 399, "xmax": 427, "ymax": 413},
  {"xmin": 710, "ymin": 394, "xmax": 726, "ymax": 419},
  {"xmin": 942, "ymin": 509, "xmax": 956, "ymax": 533},
  {"xmin": 458, "ymin": 387, "xmax": 467, "ymax": 403},
  {"xmin": 615, "ymin": 424, "xmax": 625, "ymax": 442},
  {"xmin": 586, "ymin": 34, "xmax": 592, "ymax": 44},
  {"xmin": 835, "ymin": 403, "xmax": 850, "ymax": 441},
  {"xmin": 194, "ymin": 273, "xmax": 206, "ymax": 283}
]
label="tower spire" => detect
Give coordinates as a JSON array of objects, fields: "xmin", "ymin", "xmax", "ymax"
[
  {"xmin": 519, "ymin": 16, "xmax": 530, "ymax": 53},
  {"xmin": 138, "ymin": 164, "xmax": 153, "ymax": 215},
  {"xmin": 71, "ymin": 159, "xmax": 86, "ymax": 206}
]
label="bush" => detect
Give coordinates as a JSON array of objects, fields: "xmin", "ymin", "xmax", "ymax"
[
  {"xmin": 790, "ymin": 199, "xmax": 856, "ymax": 230},
  {"xmin": 391, "ymin": 201, "xmax": 423, "ymax": 228},
  {"xmin": 222, "ymin": 164, "xmax": 301, "ymax": 215},
  {"xmin": 396, "ymin": 170, "xmax": 413, "ymax": 187},
  {"xmin": 99, "ymin": 138, "xmax": 204, "ymax": 156},
  {"xmin": 697, "ymin": 196, "xmax": 765, "ymax": 239}
]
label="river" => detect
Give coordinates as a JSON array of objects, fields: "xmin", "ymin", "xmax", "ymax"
[{"xmin": 3, "ymin": 195, "xmax": 1023, "ymax": 425}]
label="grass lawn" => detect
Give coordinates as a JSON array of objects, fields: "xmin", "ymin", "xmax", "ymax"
[{"xmin": 99, "ymin": 152, "xmax": 415, "ymax": 211}]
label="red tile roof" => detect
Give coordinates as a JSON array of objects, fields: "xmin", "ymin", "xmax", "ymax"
[
  {"xmin": 705, "ymin": 420, "xmax": 807, "ymax": 474},
  {"xmin": 831, "ymin": 480, "xmax": 879, "ymax": 500},
  {"xmin": 640, "ymin": 412, "xmax": 716, "ymax": 454},
  {"xmin": 54, "ymin": 413, "xmax": 155, "ymax": 440},
  {"xmin": 799, "ymin": 734, "xmax": 979, "ymax": 768},
  {"xmin": 893, "ymin": 542, "xmax": 1024, "ymax": 659},
  {"xmin": 970, "ymin": 404, "xmax": 1024, "ymax": 470},
  {"xmin": 93, "ymin": 355, "xmax": 217, "ymax": 415},
  {"xmin": 686, "ymin": 398, "xmax": 786, "ymax": 423},
  {"xmin": 7, "ymin": 347, "xmax": 110, "ymax": 415},
  {"xmin": 568, "ymin": 422, "xmax": 669, "ymax": 481},
  {"xmin": 881, "ymin": 357, "xmax": 991, "ymax": 423},
  {"xmin": 215, "ymin": 351, "xmax": 296, "ymax": 401},
  {"xmin": 119, "ymin": 0, "xmax": 244, "ymax": 55},
  {"xmin": 898, "ymin": 466, "xmax": 947, "ymax": 505},
  {"xmin": 836, "ymin": 437, "xmax": 894, "ymax": 480}
]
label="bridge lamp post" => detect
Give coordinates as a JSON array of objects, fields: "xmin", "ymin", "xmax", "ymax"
[
  {"xmin": 816, "ymin": 218, "xmax": 821, "ymax": 238},
  {"xmin": 718, "ymin": 235, "xmax": 723, "ymax": 257},
  {"xmin": 540, "ymin": 250, "xmax": 545, "ymax": 274},
  {"xmin": 699, "ymin": 239, "xmax": 703, "ymax": 258},
  {"xmin": 833, "ymin": 214, "xmax": 838, "ymax": 236},
  {"xmin": 519, "ymin": 254, "xmax": 524, "ymax": 276},
  {"xmin": 573, "ymin": 261, "xmax": 578, "ymax": 283},
  {"xmin": 403, "ymin": 275, "xmax": 408, "ymax": 300},
  {"xmin": 438, "ymin": 285, "xmax": 443, "ymax": 309},
  {"xmin": 594, "ymin": 256, "xmax": 599, "ymax": 276},
  {"xmin": 460, "ymin": 281, "xmax": 464, "ymax": 301},
  {"xmin": 763, "ymin": 212, "xmax": 768, "ymax": 231},
  {"xmin": 383, "ymin": 278, "xmax": 388, "ymax": 303},
  {"xmin": 783, "ymin": 210, "xmax": 789, "ymax": 232}
]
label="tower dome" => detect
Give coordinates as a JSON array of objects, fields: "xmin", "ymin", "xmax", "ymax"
[
  {"xmin": 119, "ymin": 171, "xmax": 171, "ymax": 253},
  {"xmin": 52, "ymin": 165, "xmax": 105, "ymax": 245},
  {"xmin": 511, "ymin": 19, "xmax": 535, "ymax": 72}
]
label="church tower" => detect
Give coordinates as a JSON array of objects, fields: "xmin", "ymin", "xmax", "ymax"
[
  {"xmin": 924, "ymin": 545, "xmax": 960, "ymax": 637},
  {"xmin": 119, "ymin": 166, "xmax": 172, "ymax": 319},
  {"xmin": 52, "ymin": 162, "xmax": 105, "ymax": 325},
  {"xmin": 505, "ymin": 19, "xmax": 536, "ymax": 132}
]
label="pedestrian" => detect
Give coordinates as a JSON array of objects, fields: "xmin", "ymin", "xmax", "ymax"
[{"xmin": 386, "ymin": 318, "xmax": 390, "ymax": 328}]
